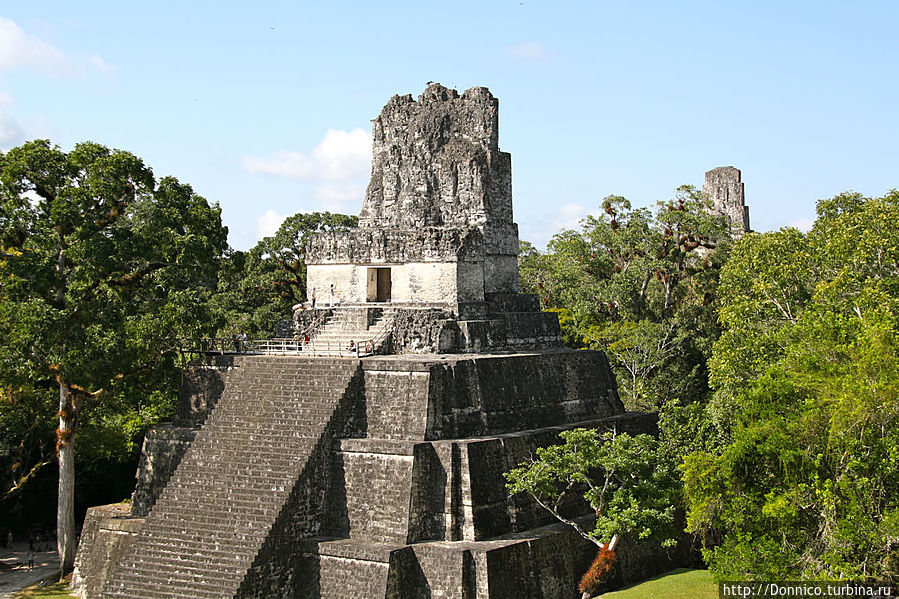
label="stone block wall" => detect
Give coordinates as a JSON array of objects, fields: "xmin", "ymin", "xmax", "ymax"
[
  {"xmin": 76, "ymin": 348, "xmax": 678, "ymax": 599},
  {"xmin": 71, "ymin": 504, "xmax": 143, "ymax": 599},
  {"xmin": 129, "ymin": 425, "xmax": 195, "ymax": 517},
  {"xmin": 422, "ymin": 351, "xmax": 624, "ymax": 439},
  {"xmin": 174, "ymin": 354, "xmax": 238, "ymax": 427},
  {"xmin": 358, "ymin": 350, "xmax": 617, "ymax": 440},
  {"xmin": 336, "ymin": 440, "xmax": 416, "ymax": 544}
]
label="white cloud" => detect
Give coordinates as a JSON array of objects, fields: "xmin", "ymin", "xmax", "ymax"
[
  {"xmin": 0, "ymin": 112, "xmax": 24, "ymax": 149},
  {"xmin": 520, "ymin": 203, "xmax": 589, "ymax": 250},
  {"xmin": 0, "ymin": 17, "xmax": 111, "ymax": 78},
  {"xmin": 256, "ymin": 209, "xmax": 287, "ymax": 239},
  {"xmin": 309, "ymin": 182, "xmax": 366, "ymax": 213},
  {"xmin": 507, "ymin": 42, "xmax": 548, "ymax": 63},
  {"xmin": 789, "ymin": 217, "xmax": 814, "ymax": 232},
  {"xmin": 242, "ymin": 128, "xmax": 371, "ymax": 181},
  {"xmin": 86, "ymin": 54, "xmax": 114, "ymax": 76}
]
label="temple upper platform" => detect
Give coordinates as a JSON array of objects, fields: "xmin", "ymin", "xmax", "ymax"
[{"xmin": 306, "ymin": 84, "xmax": 521, "ymax": 315}]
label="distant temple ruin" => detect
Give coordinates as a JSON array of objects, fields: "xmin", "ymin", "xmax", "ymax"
[
  {"xmin": 72, "ymin": 85, "xmax": 689, "ymax": 599},
  {"xmin": 704, "ymin": 166, "xmax": 750, "ymax": 237}
]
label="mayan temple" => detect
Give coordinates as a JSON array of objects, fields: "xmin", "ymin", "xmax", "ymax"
[
  {"xmin": 72, "ymin": 84, "xmax": 683, "ymax": 599},
  {"xmin": 703, "ymin": 166, "xmax": 750, "ymax": 237}
]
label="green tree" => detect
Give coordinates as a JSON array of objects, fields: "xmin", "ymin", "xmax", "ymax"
[
  {"xmin": 0, "ymin": 140, "xmax": 228, "ymax": 574},
  {"xmin": 506, "ymin": 428, "xmax": 681, "ymax": 596},
  {"xmin": 685, "ymin": 191, "xmax": 899, "ymax": 581},
  {"xmin": 215, "ymin": 211, "xmax": 356, "ymax": 336},
  {"xmin": 520, "ymin": 188, "xmax": 732, "ymax": 409}
]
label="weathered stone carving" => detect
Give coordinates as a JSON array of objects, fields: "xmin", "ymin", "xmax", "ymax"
[
  {"xmin": 704, "ymin": 166, "xmax": 750, "ymax": 237},
  {"xmin": 360, "ymin": 85, "xmax": 511, "ymax": 230},
  {"xmin": 306, "ymin": 83, "xmax": 520, "ymax": 312}
]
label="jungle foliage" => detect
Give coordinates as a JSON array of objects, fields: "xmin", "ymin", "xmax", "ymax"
[
  {"xmin": 519, "ymin": 187, "xmax": 732, "ymax": 410},
  {"xmin": 514, "ymin": 188, "xmax": 899, "ymax": 583},
  {"xmin": 684, "ymin": 191, "xmax": 899, "ymax": 581}
]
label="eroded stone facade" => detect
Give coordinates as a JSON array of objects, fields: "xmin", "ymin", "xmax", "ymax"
[
  {"xmin": 306, "ymin": 84, "xmax": 519, "ymax": 313},
  {"xmin": 704, "ymin": 166, "xmax": 750, "ymax": 236}
]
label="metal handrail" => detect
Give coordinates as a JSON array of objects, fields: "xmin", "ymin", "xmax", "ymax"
[
  {"xmin": 176, "ymin": 311, "xmax": 394, "ymax": 359},
  {"xmin": 178, "ymin": 338, "xmax": 251, "ymax": 356},
  {"xmin": 368, "ymin": 312, "xmax": 394, "ymax": 354}
]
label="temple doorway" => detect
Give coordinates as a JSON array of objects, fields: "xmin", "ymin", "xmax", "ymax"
[{"xmin": 366, "ymin": 267, "xmax": 392, "ymax": 302}]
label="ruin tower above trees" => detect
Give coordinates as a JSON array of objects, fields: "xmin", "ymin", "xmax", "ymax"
[{"xmin": 704, "ymin": 166, "xmax": 751, "ymax": 237}]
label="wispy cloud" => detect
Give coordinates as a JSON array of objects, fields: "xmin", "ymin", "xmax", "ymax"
[
  {"xmin": 309, "ymin": 182, "xmax": 366, "ymax": 213},
  {"xmin": 0, "ymin": 112, "xmax": 24, "ymax": 149},
  {"xmin": 521, "ymin": 203, "xmax": 588, "ymax": 249},
  {"xmin": 0, "ymin": 17, "xmax": 112, "ymax": 78},
  {"xmin": 507, "ymin": 41, "xmax": 548, "ymax": 63},
  {"xmin": 0, "ymin": 17, "xmax": 112, "ymax": 147},
  {"xmin": 242, "ymin": 128, "xmax": 371, "ymax": 181},
  {"xmin": 256, "ymin": 209, "xmax": 287, "ymax": 239},
  {"xmin": 556, "ymin": 203, "xmax": 588, "ymax": 229}
]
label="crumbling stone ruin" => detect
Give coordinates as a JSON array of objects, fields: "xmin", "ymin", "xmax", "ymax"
[
  {"xmin": 704, "ymin": 166, "xmax": 751, "ymax": 237},
  {"xmin": 72, "ymin": 85, "xmax": 691, "ymax": 599},
  {"xmin": 305, "ymin": 84, "xmax": 558, "ymax": 353}
]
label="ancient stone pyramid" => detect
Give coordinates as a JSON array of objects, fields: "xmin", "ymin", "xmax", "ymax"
[{"xmin": 72, "ymin": 85, "xmax": 671, "ymax": 599}]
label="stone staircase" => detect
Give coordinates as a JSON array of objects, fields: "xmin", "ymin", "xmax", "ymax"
[
  {"xmin": 306, "ymin": 308, "xmax": 392, "ymax": 356},
  {"xmin": 99, "ymin": 356, "xmax": 362, "ymax": 599}
]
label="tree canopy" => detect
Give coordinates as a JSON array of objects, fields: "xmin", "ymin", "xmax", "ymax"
[
  {"xmin": 0, "ymin": 139, "xmax": 228, "ymax": 573},
  {"xmin": 684, "ymin": 191, "xmax": 899, "ymax": 581},
  {"xmin": 520, "ymin": 187, "xmax": 732, "ymax": 409}
]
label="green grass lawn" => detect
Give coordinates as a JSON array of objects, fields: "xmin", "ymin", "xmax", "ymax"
[
  {"xmin": 603, "ymin": 568, "xmax": 717, "ymax": 599},
  {"xmin": 13, "ymin": 577, "xmax": 76, "ymax": 599}
]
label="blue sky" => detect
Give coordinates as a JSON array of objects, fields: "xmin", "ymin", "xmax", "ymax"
[{"xmin": 1, "ymin": 1, "xmax": 896, "ymax": 249}]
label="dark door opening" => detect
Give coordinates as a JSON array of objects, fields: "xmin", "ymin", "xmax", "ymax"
[{"xmin": 366, "ymin": 267, "xmax": 391, "ymax": 302}]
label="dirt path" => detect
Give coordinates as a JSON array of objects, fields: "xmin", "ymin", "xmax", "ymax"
[{"xmin": 0, "ymin": 542, "xmax": 62, "ymax": 598}]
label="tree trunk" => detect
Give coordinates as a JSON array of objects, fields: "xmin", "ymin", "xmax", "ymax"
[
  {"xmin": 580, "ymin": 535, "xmax": 621, "ymax": 599},
  {"xmin": 57, "ymin": 383, "xmax": 77, "ymax": 576}
]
